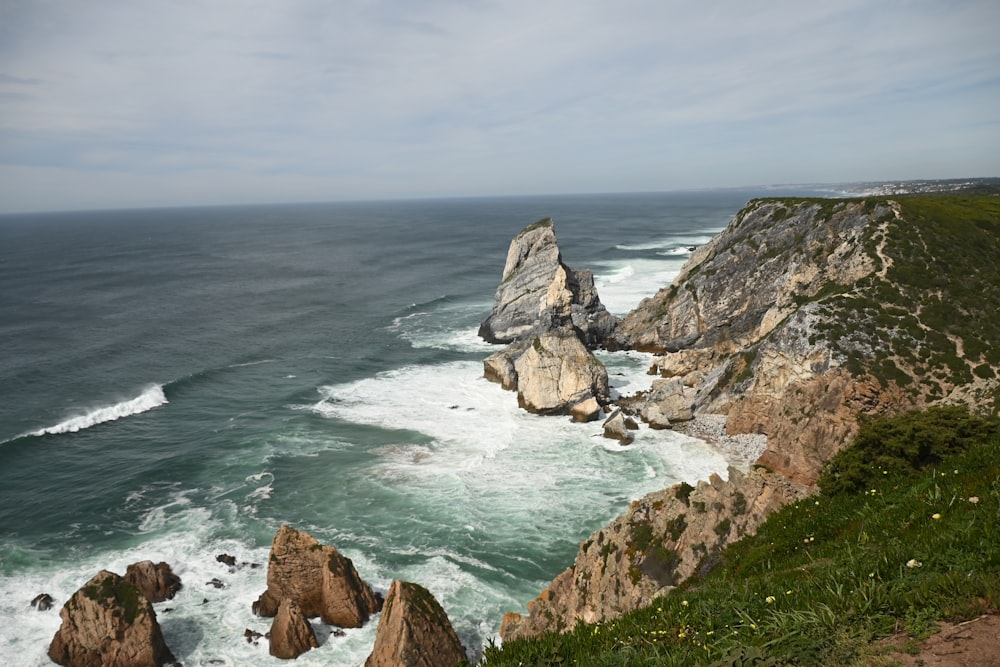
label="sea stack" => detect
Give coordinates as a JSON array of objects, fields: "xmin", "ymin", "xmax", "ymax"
[{"xmin": 480, "ymin": 218, "xmax": 617, "ymax": 420}]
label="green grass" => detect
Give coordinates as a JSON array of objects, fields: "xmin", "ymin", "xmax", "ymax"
[{"xmin": 480, "ymin": 408, "xmax": 1000, "ymax": 666}]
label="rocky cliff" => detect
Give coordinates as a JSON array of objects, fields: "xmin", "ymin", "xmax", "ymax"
[{"xmin": 501, "ymin": 193, "xmax": 1000, "ymax": 640}]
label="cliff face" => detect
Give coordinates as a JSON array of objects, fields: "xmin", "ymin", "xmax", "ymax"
[{"xmin": 502, "ymin": 194, "xmax": 1000, "ymax": 641}]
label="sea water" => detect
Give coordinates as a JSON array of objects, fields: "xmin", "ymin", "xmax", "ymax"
[{"xmin": 0, "ymin": 189, "xmax": 828, "ymax": 666}]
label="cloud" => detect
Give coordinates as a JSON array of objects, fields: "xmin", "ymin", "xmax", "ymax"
[{"xmin": 1, "ymin": 0, "xmax": 998, "ymax": 212}]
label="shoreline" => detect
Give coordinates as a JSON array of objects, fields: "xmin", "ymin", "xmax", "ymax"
[{"xmin": 673, "ymin": 413, "xmax": 767, "ymax": 473}]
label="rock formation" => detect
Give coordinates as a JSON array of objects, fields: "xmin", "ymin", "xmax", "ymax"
[
  {"xmin": 124, "ymin": 560, "xmax": 182, "ymax": 603},
  {"xmin": 254, "ymin": 523, "xmax": 382, "ymax": 628},
  {"xmin": 365, "ymin": 580, "xmax": 467, "ymax": 667},
  {"xmin": 601, "ymin": 409, "xmax": 635, "ymax": 445},
  {"xmin": 478, "ymin": 218, "xmax": 616, "ymax": 346},
  {"xmin": 269, "ymin": 598, "xmax": 318, "ymax": 659},
  {"xmin": 48, "ymin": 570, "xmax": 177, "ymax": 667},
  {"xmin": 502, "ymin": 194, "xmax": 1000, "ymax": 639},
  {"xmin": 484, "ymin": 331, "xmax": 609, "ymax": 421},
  {"xmin": 31, "ymin": 593, "xmax": 55, "ymax": 611},
  {"xmin": 480, "ymin": 218, "xmax": 616, "ymax": 419},
  {"xmin": 613, "ymin": 199, "xmax": 906, "ymax": 484},
  {"xmin": 501, "ymin": 468, "xmax": 807, "ymax": 641}
]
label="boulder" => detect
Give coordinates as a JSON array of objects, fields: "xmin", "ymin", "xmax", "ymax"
[
  {"xmin": 478, "ymin": 218, "xmax": 616, "ymax": 346},
  {"xmin": 254, "ymin": 524, "xmax": 382, "ymax": 628},
  {"xmin": 365, "ymin": 580, "xmax": 467, "ymax": 667},
  {"xmin": 602, "ymin": 409, "xmax": 635, "ymax": 445},
  {"xmin": 269, "ymin": 598, "xmax": 318, "ymax": 659},
  {"xmin": 216, "ymin": 553, "xmax": 237, "ymax": 567},
  {"xmin": 31, "ymin": 593, "xmax": 55, "ymax": 611},
  {"xmin": 625, "ymin": 377, "xmax": 695, "ymax": 428},
  {"xmin": 124, "ymin": 560, "xmax": 182, "ymax": 603},
  {"xmin": 642, "ymin": 378, "xmax": 696, "ymax": 428},
  {"xmin": 484, "ymin": 331, "xmax": 610, "ymax": 420},
  {"xmin": 48, "ymin": 570, "xmax": 177, "ymax": 667}
]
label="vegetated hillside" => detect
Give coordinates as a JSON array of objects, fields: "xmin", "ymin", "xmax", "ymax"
[
  {"xmin": 498, "ymin": 190, "xmax": 1000, "ymax": 646},
  {"xmin": 482, "ymin": 407, "xmax": 1000, "ymax": 666}
]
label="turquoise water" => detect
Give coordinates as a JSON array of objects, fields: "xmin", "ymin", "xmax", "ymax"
[{"xmin": 0, "ymin": 190, "xmax": 817, "ymax": 666}]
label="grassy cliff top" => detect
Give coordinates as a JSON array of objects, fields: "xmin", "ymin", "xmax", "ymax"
[{"xmin": 481, "ymin": 407, "xmax": 1000, "ymax": 666}]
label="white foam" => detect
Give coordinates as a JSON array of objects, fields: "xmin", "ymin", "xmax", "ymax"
[
  {"xmin": 312, "ymin": 360, "xmax": 727, "ymax": 516},
  {"xmin": 0, "ymin": 501, "xmax": 379, "ymax": 667},
  {"xmin": 594, "ymin": 257, "xmax": 687, "ymax": 314},
  {"xmin": 27, "ymin": 384, "xmax": 168, "ymax": 437}
]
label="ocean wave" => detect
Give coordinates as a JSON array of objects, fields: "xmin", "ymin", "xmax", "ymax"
[{"xmin": 28, "ymin": 384, "xmax": 168, "ymax": 437}]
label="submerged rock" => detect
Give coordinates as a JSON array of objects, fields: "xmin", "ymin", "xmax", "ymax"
[
  {"xmin": 254, "ymin": 524, "xmax": 382, "ymax": 628},
  {"xmin": 365, "ymin": 580, "xmax": 467, "ymax": 667},
  {"xmin": 478, "ymin": 218, "xmax": 616, "ymax": 346},
  {"xmin": 48, "ymin": 570, "xmax": 176, "ymax": 667},
  {"xmin": 31, "ymin": 593, "xmax": 55, "ymax": 611},
  {"xmin": 124, "ymin": 560, "xmax": 182, "ymax": 603}
]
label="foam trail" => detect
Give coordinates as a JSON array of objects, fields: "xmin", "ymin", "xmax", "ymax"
[{"xmin": 29, "ymin": 384, "xmax": 168, "ymax": 437}]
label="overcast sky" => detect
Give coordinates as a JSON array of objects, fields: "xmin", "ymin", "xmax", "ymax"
[{"xmin": 1, "ymin": 1, "xmax": 998, "ymax": 213}]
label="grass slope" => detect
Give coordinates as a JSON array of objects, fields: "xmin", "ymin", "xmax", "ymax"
[{"xmin": 481, "ymin": 407, "xmax": 1000, "ymax": 666}]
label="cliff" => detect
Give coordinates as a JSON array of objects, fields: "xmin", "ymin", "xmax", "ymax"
[{"xmin": 502, "ymin": 192, "xmax": 1000, "ymax": 640}]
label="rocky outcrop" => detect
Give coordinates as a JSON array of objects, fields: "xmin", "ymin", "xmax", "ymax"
[
  {"xmin": 613, "ymin": 199, "xmax": 900, "ymax": 484},
  {"xmin": 48, "ymin": 570, "xmax": 177, "ymax": 667},
  {"xmin": 501, "ymin": 467, "xmax": 808, "ymax": 641},
  {"xmin": 32, "ymin": 593, "xmax": 55, "ymax": 611},
  {"xmin": 124, "ymin": 560, "xmax": 182, "ymax": 603},
  {"xmin": 254, "ymin": 524, "xmax": 382, "ymax": 628},
  {"xmin": 481, "ymin": 218, "xmax": 617, "ymax": 420},
  {"xmin": 618, "ymin": 377, "xmax": 695, "ymax": 428},
  {"xmin": 365, "ymin": 580, "xmax": 467, "ymax": 667},
  {"xmin": 484, "ymin": 331, "xmax": 610, "ymax": 421},
  {"xmin": 269, "ymin": 598, "xmax": 318, "ymax": 659},
  {"xmin": 478, "ymin": 218, "xmax": 616, "ymax": 346}
]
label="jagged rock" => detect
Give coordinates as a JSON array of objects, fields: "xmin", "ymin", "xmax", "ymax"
[
  {"xmin": 48, "ymin": 570, "xmax": 176, "ymax": 667},
  {"xmin": 502, "ymin": 468, "xmax": 808, "ymax": 641},
  {"xmin": 31, "ymin": 593, "xmax": 55, "ymax": 611},
  {"xmin": 365, "ymin": 580, "xmax": 467, "ymax": 667},
  {"xmin": 484, "ymin": 331, "xmax": 610, "ymax": 420},
  {"xmin": 216, "ymin": 553, "xmax": 237, "ymax": 567},
  {"xmin": 269, "ymin": 598, "xmax": 318, "ymax": 659},
  {"xmin": 124, "ymin": 560, "xmax": 182, "ymax": 603},
  {"xmin": 254, "ymin": 524, "xmax": 382, "ymax": 628},
  {"xmin": 602, "ymin": 409, "xmax": 634, "ymax": 445},
  {"xmin": 478, "ymin": 218, "xmax": 616, "ymax": 346}
]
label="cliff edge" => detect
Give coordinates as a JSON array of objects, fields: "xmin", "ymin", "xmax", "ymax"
[{"xmin": 502, "ymin": 193, "xmax": 1000, "ymax": 640}]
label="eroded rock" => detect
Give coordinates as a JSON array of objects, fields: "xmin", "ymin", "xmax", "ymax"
[
  {"xmin": 479, "ymin": 218, "xmax": 616, "ymax": 346},
  {"xmin": 48, "ymin": 570, "xmax": 176, "ymax": 667},
  {"xmin": 124, "ymin": 560, "xmax": 182, "ymax": 603},
  {"xmin": 254, "ymin": 524, "xmax": 382, "ymax": 628},
  {"xmin": 269, "ymin": 598, "xmax": 318, "ymax": 659},
  {"xmin": 365, "ymin": 580, "xmax": 467, "ymax": 667}
]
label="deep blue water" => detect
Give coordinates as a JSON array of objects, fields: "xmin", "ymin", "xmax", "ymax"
[{"xmin": 0, "ymin": 189, "xmax": 824, "ymax": 666}]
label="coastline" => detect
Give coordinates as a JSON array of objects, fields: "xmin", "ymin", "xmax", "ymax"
[{"xmin": 672, "ymin": 414, "xmax": 767, "ymax": 473}]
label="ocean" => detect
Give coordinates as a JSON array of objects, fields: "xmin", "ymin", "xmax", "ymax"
[{"xmin": 0, "ymin": 188, "xmax": 831, "ymax": 666}]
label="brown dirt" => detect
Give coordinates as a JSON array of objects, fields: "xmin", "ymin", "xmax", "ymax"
[{"xmin": 875, "ymin": 613, "xmax": 1000, "ymax": 666}]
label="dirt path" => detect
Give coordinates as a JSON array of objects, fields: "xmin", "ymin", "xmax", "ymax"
[{"xmin": 878, "ymin": 613, "xmax": 1000, "ymax": 666}]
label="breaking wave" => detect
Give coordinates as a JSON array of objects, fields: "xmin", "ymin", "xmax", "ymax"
[{"xmin": 28, "ymin": 384, "xmax": 168, "ymax": 437}]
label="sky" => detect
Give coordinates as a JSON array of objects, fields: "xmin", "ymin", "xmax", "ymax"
[{"xmin": 1, "ymin": 1, "xmax": 998, "ymax": 213}]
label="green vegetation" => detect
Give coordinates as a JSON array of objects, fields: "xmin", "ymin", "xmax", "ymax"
[
  {"xmin": 481, "ymin": 408, "xmax": 1000, "ymax": 666},
  {"xmin": 809, "ymin": 192, "xmax": 1000, "ymax": 406}
]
